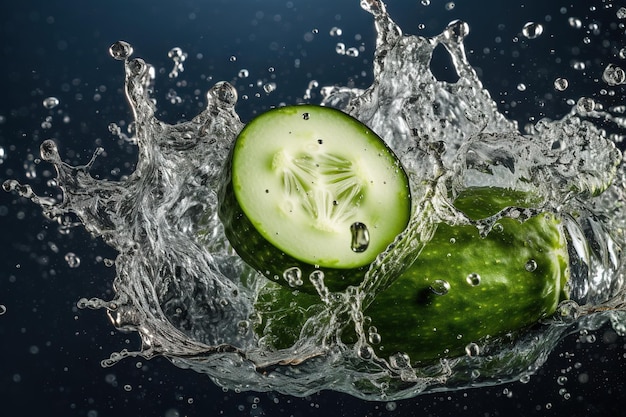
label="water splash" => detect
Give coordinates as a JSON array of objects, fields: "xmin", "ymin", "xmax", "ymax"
[{"xmin": 4, "ymin": 0, "xmax": 626, "ymax": 401}]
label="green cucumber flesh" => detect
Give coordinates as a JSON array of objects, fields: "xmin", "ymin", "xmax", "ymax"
[{"xmin": 220, "ymin": 105, "xmax": 411, "ymax": 291}]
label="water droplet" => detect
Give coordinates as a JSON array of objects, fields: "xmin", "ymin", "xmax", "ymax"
[
  {"xmin": 602, "ymin": 64, "xmax": 626, "ymax": 86},
  {"xmin": 238, "ymin": 69, "xmax": 249, "ymax": 78},
  {"xmin": 0, "ymin": 304, "xmax": 6, "ymax": 315},
  {"xmin": 519, "ymin": 374, "xmax": 531, "ymax": 384},
  {"xmin": 429, "ymin": 279, "xmax": 450, "ymax": 296},
  {"xmin": 619, "ymin": 48, "xmax": 626, "ymax": 60},
  {"xmin": 329, "ymin": 27, "xmax": 343, "ymax": 37},
  {"xmin": 263, "ymin": 82, "xmax": 276, "ymax": 93},
  {"xmin": 557, "ymin": 375, "xmax": 568, "ymax": 385},
  {"xmin": 554, "ymin": 77, "xmax": 569, "ymax": 91},
  {"xmin": 229, "ymin": 55, "xmax": 237, "ymax": 62},
  {"xmin": 522, "ymin": 22, "xmax": 543, "ymax": 39},
  {"xmin": 64, "ymin": 252, "xmax": 81, "ymax": 268},
  {"xmin": 282, "ymin": 266, "xmax": 303, "ymax": 287},
  {"xmin": 576, "ymin": 97, "xmax": 596, "ymax": 114},
  {"xmin": 617, "ymin": 7, "xmax": 626, "ymax": 19},
  {"xmin": 346, "ymin": 47, "xmax": 359, "ymax": 57},
  {"xmin": 525, "ymin": 259, "xmax": 538, "ymax": 272},
  {"xmin": 385, "ymin": 402, "xmax": 397, "ymax": 411},
  {"xmin": 421, "ymin": 0, "xmax": 431, "ymax": 6},
  {"xmin": 444, "ymin": 20, "xmax": 469, "ymax": 42},
  {"xmin": 572, "ymin": 61, "xmax": 586, "ymax": 71},
  {"xmin": 368, "ymin": 326, "xmax": 381, "ymax": 344},
  {"xmin": 109, "ymin": 41, "xmax": 133, "ymax": 61},
  {"xmin": 466, "ymin": 273, "xmax": 481, "ymax": 286},
  {"xmin": 445, "ymin": 2, "xmax": 455, "ymax": 11},
  {"xmin": 517, "ymin": 83, "xmax": 527, "ymax": 92},
  {"xmin": 302, "ymin": 112, "xmax": 310, "ymax": 120},
  {"xmin": 350, "ymin": 222, "xmax": 370, "ymax": 252},
  {"xmin": 465, "ymin": 342, "xmax": 480, "ymax": 357},
  {"xmin": 335, "ymin": 42, "xmax": 346, "ymax": 55},
  {"xmin": 568, "ymin": 17, "xmax": 582, "ymax": 29},
  {"xmin": 42, "ymin": 97, "xmax": 59, "ymax": 109}
]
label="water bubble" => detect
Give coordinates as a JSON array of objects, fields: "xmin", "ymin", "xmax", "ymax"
[
  {"xmin": 208, "ymin": 81, "xmax": 238, "ymax": 106},
  {"xmin": 350, "ymin": 222, "xmax": 370, "ymax": 252},
  {"xmin": 42, "ymin": 97, "xmax": 59, "ymax": 109},
  {"xmin": 466, "ymin": 273, "xmax": 481, "ymax": 286},
  {"xmin": 620, "ymin": 48, "xmax": 626, "ymax": 60},
  {"xmin": 617, "ymin": 7, "xmax": 626, "ymax": 19},
  {"xmin": 229, "ymin": 55, "xmax": 237, "ymax": 62},
  {"xmin": 445, "ymin": 2, "xmax": 455, "ymax": 11},
  {"xmin": 525, "ymin": 259, "xmax": 537, "ymax": 272},
  {"xmin": 368, "ymin": 327, "xmax": 381, "ymax": 345},
  {"xmin": 385, "ymin": 402, "xmax": 397, "ymax": 411},
  {"xmin": 238, "ymin": 69, "xmax": 249, "ymax": 78},
  {"xmin": 283, "ymin": 266, "xmax": 303, "ymax": 287},
  {"xmin": 335, "ymin": 42, "xmax": 346, "ymax": 55},
  {"xmin": 329, "ymin": 27, "xmax": 342, "ymax": 37},
  {"xmin": 554, "ymin": 78, "xmax": 569, "ymax": 91},
  {"xmin": 572, "ymin": 61, "xmax": 586, "ymax": 71},
  {"xmin": 519, "ymin": 374, "xmax": 531, "ymax": 384},
  {"xmin": 0, "ymin": 304, "xmax": 6, "ymax": 315},
  {"xmin": 109, "ymin": 41, "xmax": 133, "ymax": 61},
  {"xmin": 429, "ymin": 279, "xmax": 451, "ymax": 296},
  {"xmin": 557, "ymin": 375, "xmax": 568, "ymax": 385},
  {"xmin": 522, "ymin": 22, "xmax": 543, "ymax": 39},
  {"xmin": 602, "ymin": 64, "xmax": 626, "ymax": 86},
  {"xmin": 516, "ymin": 83, "xmax": 526, "ymax": 92},
  {"xmin": 421, "ymin": 0, "xmax": 430, "ymax": 6},
  {"xmin": 465, "ymin": 342, "xmax": 480, "ymax": 357}
]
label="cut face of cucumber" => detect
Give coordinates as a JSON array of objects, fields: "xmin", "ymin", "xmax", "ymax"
[{"xmin": 219, "ymin": 105, "xmax": 411, "ymax": 291}]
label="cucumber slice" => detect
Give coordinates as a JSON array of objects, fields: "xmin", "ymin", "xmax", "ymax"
[{"xmin": 219, "ymin": 105, "xmax": 411, "ymax": 292}]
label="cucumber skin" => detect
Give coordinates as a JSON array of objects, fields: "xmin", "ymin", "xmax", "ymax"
[
  {"xmin": 252, "ymin": 187, "xmax": 569, "ymax": 364},
  {"xmin": 219, "ymin": 156, "xmax": 369, "ymax": 293},
  {"xmin": 364, "ymin": 212, "xmax": 569, "ymax": 363}
]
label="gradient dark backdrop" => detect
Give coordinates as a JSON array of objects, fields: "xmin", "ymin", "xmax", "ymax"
[{"xmin": 1, "ymin": 1, "xmax": 625, "ymax": 416}]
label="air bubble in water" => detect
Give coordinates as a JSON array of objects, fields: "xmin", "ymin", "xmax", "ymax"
[
  {"xmin": 64, "ymin": 252, "xmax": 81, "ymax": 268},
  {"xmin": 617, "ymin": 7, "xmax": 626, "ymax": 19},
  {"xmin": 0, "ymin": 304, "xmax": 6, "ymax": 315},
  {"xmin": 445, "ymin": 2, "xmax": 455, "ymax": 11},
  {"xmin": 620, "ymin": 48, "xmax": 626, "ymax": 60},
  {"xmin": 522, "ymin": 22, "xmax": 543, "ymax": 39},
  {"xmin": 335, "ymin": 42, "xmax": 346, "ymax": 55},
  {"xmin": 109, "ymin": 41, "xmax": 133, "ymax": 61},
  {"xmin": 602, "ymin": 64, "xmax": 626, "ymax": 86},
  {"xmin": 350, "ymin": 222, "xmax": 370, "ymax": 252},
  {"xmin": 466, "ymin": 273, "xmax": 481, "ymax": 286},
  {"xmin": 517, "ymin": 83, "xmax": 527, "ymax": 92},
  {"xmin": 282, "ymin": 266, "xmax": 303, "ymax": 287},
  {"xmin": 42, "ymin": 97, "xmax": 59, "ymax": 109},
  {"xmin": 568, "ymin": 17, "xmax": 582, "ymax": 29},
  {"xmin": 554, "ymin": 78, "xmax": 569, "ymax": 91},
  {"xmin": 429, "ymin": 279, "xmax": 450, "ymax": 296},
  {"xmin": 238, "ymin": 69, "xmax": 249, "ymax": 78}
]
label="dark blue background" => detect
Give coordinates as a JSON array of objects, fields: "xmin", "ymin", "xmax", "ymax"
[{"xmin": 1, "ymin": 1, "xmax": 625, "ymax": 416}]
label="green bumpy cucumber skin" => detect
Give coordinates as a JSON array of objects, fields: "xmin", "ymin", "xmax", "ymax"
[{"xmin": 364, "ymin": 188, "xmax": 569, "ymax": 363}]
